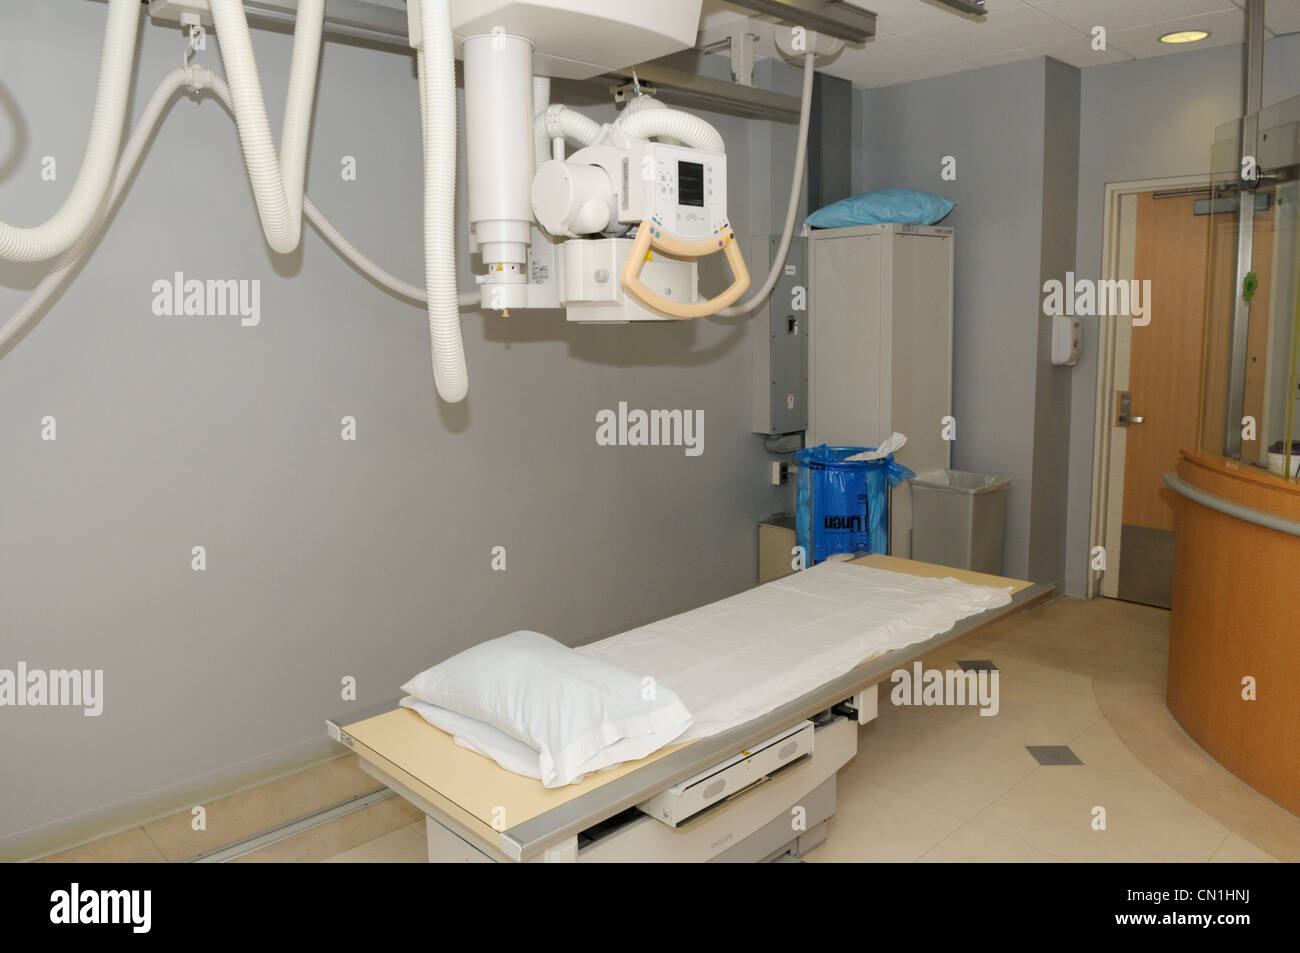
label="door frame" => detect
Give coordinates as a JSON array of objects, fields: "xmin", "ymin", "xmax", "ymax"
[{"xmin": 1088, "ymin": 174, "xmax": 1210, "ymax": 599}]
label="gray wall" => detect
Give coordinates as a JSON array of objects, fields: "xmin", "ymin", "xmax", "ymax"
[
  {"xmin": 856, "ymin": 58, "xmax": 1067, "ymax": 583},
  {"xmin": 809, "ymin": 72, "xmax": 853, "ymax": 213},
  {"xmin": 856, "ymin": 32, "xmax": 1300, "ymax": 596},
  {"xmin": 0, "ymin": 3, "xmax": 797, "ymax": 856},
  {"xmin": 1028, "ymin": 58, "xmax": 1080, "ymax": 589},
  {"xmin": 1063, "ymin": 32, "xmax": 1300, "ymax": 596}
]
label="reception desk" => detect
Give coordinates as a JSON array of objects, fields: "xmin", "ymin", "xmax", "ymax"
[{"xmin": 1164, "ymin": 451, "xmax": 1300, "ymax": 816}]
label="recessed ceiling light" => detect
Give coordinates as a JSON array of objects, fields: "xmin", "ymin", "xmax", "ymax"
[{"xmin": 1160, "ymin": 30, "xmax": 1210, "ymax": 44}]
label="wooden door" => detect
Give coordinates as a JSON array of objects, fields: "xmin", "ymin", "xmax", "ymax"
[
  {"xmin": 1122, "ymin": 192, "xmax": 1209, "ymax": 531},
  {"xmin": 1115, "ymin": 192, "xmax": 1209, "ymax": 606}
]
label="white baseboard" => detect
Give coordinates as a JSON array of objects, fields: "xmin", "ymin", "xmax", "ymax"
[{"xmin": 6, "ymin": 736, "xmax": 345, "ymax": 863}]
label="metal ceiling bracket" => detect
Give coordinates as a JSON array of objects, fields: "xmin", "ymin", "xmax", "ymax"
[
  {"xmin": 729, "ymin": 27, "xmax": 758, "ymax": 87},
  {"xmin": 603, "ymin": 63, "xmax": 803, "ymax": 123},
  {"xmin": 1223, "ymin": 0, "xmax": 1266, "ymax": 458},
  {"xmin": 718, "ymin": 0, "xmax": 877, "ymax": 44}
]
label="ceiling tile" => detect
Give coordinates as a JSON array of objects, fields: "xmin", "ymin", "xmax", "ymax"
[
  {"xmin": 1105, "ymin": 8, "xmax": 1245, "ymax": 58},
  {"xmin": 868, "ymin": 60, "xmax": 981, "ymax": 88},
  {"xmin": 900, "ymin": 4, "xmax": 1082, "ymax": 58},
  {"xmin": 1261, "ymin": 0, "xmax": 1300, "ymax": 34},
  {"xmin": 1033, "ymin": 0, "xmax": 1237, "ymax": 33},
  {"xmin": 966, "ymin": 33, "xmax": 1132, "ymax": 68}
]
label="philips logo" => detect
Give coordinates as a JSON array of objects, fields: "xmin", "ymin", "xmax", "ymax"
[{"xmin": 824, "ymin": 515, "xmax": 862, "ymax": 532}]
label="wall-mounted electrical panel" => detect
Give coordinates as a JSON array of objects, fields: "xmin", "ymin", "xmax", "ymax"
[{"xmin": 750, "ymin": 234, "xmax": 808, "ymax": 435}]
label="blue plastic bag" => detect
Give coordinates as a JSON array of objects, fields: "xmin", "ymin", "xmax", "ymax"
[
  {"xmin": 805, "ymin": 188, "xmax": 955, "ymax": 229},
  {"xmin": 794, "ymin": 445, "xmax": 915, "ymax": 565}
]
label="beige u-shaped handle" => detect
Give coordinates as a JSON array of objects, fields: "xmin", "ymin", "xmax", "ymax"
[{"xmin": 620, "ymin": 221, "xmax": 750, "ymax": 319}]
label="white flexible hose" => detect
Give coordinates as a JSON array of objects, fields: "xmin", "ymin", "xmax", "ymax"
[
  {"xmin": 535, "ymin": 106, "xmax": 604, "ymax": 153},
  {"xmin": 303, "ymin": 193, "xmax": 478, "ymax": 307},
  {"xmin": 207, "ymin": 0, "xmax": 324, "ymax": 254},
  {"xmin": 0, "ymin": 67, "xmax": 195, "ymax": 349},
  {"xmin": 615, "ymin": 107, "xmax": 725, "ymax": 154},
  {"xmin": 718, "ymin": 51, "xmax": 815, "ymax": 318},
  {"xmin": 1, "ymin": 68, "xmax": 476, "ymax": 353},
  {"xmin": 0, "ymin": 0, "xmax": 140, "ymax": 262},
  {"xmin": 416, "ymin": 0, "xmax": 467, "ymax": 403},
  {"xmin": 532, "ymin": 76, "xmax": 551, "ymax": 174}
]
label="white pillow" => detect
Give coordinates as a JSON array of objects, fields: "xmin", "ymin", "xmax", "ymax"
[
  {"xmin": 401, "ymin": 630, "xmax": 693, "ymax": 787},
  {"xmin": 400, "ymin": 696, "xmax": 543, "ymax": 779}
]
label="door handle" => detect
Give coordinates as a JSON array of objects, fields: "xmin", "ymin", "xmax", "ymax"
[{"xmin": 1117, "ymin": 391, "xmax": 1145, "ymax": 426}]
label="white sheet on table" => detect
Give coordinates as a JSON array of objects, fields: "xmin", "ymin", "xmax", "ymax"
[{"xmin": 578, "ymin": 561, "xmax": 1012, "ymax": 741}]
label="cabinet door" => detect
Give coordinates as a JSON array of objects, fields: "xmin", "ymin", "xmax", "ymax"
[
  {"xmin": 810, "ymin": 234, "xmax": 884, "ymax": 447},
  {"xmin": 889, "ymin": 234, "xmax": 953, "ymax": 474}
]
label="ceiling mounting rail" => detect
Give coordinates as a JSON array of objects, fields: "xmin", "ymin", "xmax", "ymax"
[
  {"xmin": 602, "ymin": 63, "xmax": 803, "ymax": 123},
  {"xmin": 720, "ymin": 0, "xmax": 877, "ymax": 44}
]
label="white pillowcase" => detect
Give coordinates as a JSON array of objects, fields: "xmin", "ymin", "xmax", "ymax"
[
  {"xmin": 401, "ymin": 630, "xmax": 693, "ymax": 787},
  {"xmin": 400, "ymin": 696, "xmax": 543, "ymax": 779}
]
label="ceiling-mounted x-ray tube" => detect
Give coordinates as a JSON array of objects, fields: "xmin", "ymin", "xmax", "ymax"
[{"xmin": 463, "ymin": 33, "xmax": 535, "ymax": 312}]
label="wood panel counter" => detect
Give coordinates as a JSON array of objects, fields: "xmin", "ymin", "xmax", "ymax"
[{"xmin": 1165, "ymin": 451, "xmax": 1300, "ymax": 816}]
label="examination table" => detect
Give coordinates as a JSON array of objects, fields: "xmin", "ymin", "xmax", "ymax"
[{"xmin": 326, "ymin": 554, "xmax": 1047, "ymax": 863}]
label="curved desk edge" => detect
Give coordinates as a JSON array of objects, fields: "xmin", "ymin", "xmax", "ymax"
[{"xmin": 1162, "ymin": 472, "xmax": 1300, "ymax": 538}]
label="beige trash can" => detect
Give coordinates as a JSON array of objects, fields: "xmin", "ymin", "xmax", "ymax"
[{"xmin": 909, "ymin": 470, "xmax": 1010, "ymax": 575}]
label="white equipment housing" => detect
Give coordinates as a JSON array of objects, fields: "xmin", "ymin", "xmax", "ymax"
[
  {"xmin": 415, "ymin": 0, "xmax": 727, "ymax": 322},
  {"xmin": 449, "ymin": 0, "xmax": 702, "ymax": 80},
  {"xmin": 146, "ymin": 0, "xmax": 214, "ymax": 26},
  {"xmin": 534, "ymin": 138, "xmax": 728, "ymax": 241},
  {"xmin": 529, "ymin": 133, "xmax": 731, "ymax": 322},
  {"xmin": 636, "ymin": 719, "xmax": 814, "ymax": 827},
  {"xmin": 559, "ymin": 238, "xmax": 699, "ymax": 323}
]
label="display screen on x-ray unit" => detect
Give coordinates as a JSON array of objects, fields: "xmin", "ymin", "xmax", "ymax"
[{"xmin": 678, "ymin": 161, "xmax": 705, "ymax": 207}]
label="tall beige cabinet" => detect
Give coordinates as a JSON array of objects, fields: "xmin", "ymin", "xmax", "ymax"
[{"xmin": 806, "ymin": 224, "xmax": 954, "ymax": 558}]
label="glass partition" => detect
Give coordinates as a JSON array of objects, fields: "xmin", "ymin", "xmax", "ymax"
[{"xmin": 1201, "ymin": 93, "xmax": 1300, "ymax": 477}]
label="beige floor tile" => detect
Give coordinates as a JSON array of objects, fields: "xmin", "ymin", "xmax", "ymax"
[
  {"xmin": 970, "ymin": 646, "xmax": 1096, "ymax": 697},
  {"xmin": 322, "ymin": 825, "xmax": 427, "ymax": 863},
  {"xmin": 1093, "ymin": 679, "xmax": 1171, "ymax": 715},
  {"xmin": 918, "ymin": 823, "xmax": 1066, "ymax": 863},
  {"xmin": 143, "ymin": 754, "xmax": 382, "ymax": 861},
  {"xmin": 1100, "ymin": 696, "xmax": 1300, "ymax": 862},
  {"xmin": 850, "ymin": 707, "xmax": 1039, "ymax": 819},
  {"xmin": 964, "ymin": 599, "xmax": 1169, "ymax": 696},
  {"xmin": 1209, "ymin": 833, "xmax": 1279, "ymax": 863},
  {"xmin": 37, "ymin": 827, "xmax": 167, "ymax": 863},
  {"xmin": 970, "ymin": 765, "xmax": 1230, "ymax": 862},
  {"xmin": 918, "ymin": 666, "xmax": 1102, "ymax": 746},
  {"xmin": 231, "ymin": 796, "xmax": 424, "ymax": 864},
  {"xmin": 802, "ymin": 773, "xmax": 963, "ymax": 863},
  {"xmin": 1069, "ymin": 717, "xmax": 1172, "ymax": 792}
]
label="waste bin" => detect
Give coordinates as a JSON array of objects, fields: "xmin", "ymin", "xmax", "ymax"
[
  {"xmin": 794, "ymin": 445, "xmax": 914, "ymax": 566},
  {"xmin": 909, "ymin": 470, "xmax": 1010, "ymax": 575}
]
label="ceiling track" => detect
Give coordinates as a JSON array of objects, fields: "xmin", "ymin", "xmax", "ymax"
[{"xmin": 602, "ymin": 64, "xmax": 804, "ymax": 123}]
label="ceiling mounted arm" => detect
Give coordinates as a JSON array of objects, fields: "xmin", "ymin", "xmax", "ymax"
[
  {"xmin": 926, "ymin": 0, "xmax": 990, "ymax": 17},
  {"xmin": 721, "ymin": 0, "xmax": 876, "ymax": 43}
]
